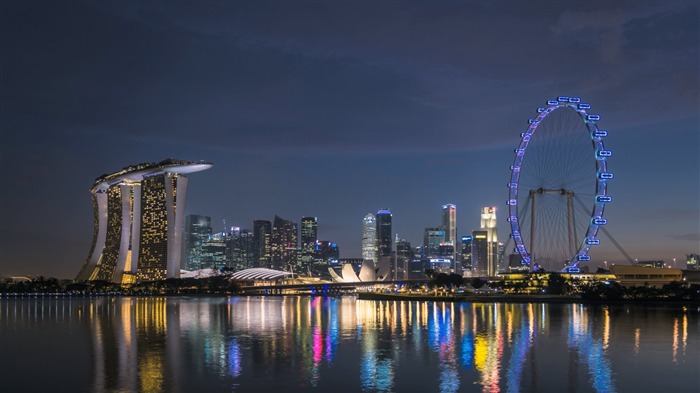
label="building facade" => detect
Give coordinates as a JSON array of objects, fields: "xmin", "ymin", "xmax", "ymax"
[
  {"xmin": 271, "ymin": 215, "xmax": 297, "ymax": 271},
  {"xmin": 183, "ymin": 215, "xmax": 212, "ymax": 271},
  {"xmin": 441, "ymin": 204, "xmax": 457, "ymax": 245},
  {"xmin": 300, "ymin": 217, "xmax": 318, "ymax": 272},
  {"xmin": 76, "ymin": 159, "xmax": 212, "ymax": 283},
  {"xmin": 362, "ymin": 213, "xmax": 378, "ymax": 263},
  {"xmin": 376, "ymin": 209, "xmax": 393, "ymax": 257},
  {"xmin": 253, "ymin": 220, "xmax": 272, "ymax": 268},
  {"xmin": 480, "ymin": 206, "xmax": 499, "ymax": 276}
]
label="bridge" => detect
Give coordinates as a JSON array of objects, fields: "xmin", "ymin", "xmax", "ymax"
[{"xmin": 238, "ymin": 279, "xmax": 430, "ymax": 295}]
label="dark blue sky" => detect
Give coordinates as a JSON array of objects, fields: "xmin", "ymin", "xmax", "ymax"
[{"xmin": 2, "ymin": 0, "xmax": 698, "ymax": 278}]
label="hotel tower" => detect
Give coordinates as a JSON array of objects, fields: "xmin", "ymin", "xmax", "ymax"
[{"xmin": 76, "ymin": 159, "xmax": 212, "ymax": 283}]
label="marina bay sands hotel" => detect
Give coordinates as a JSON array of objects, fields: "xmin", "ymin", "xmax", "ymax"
[{"xmin": 76, "ymin": 159, "xmax": 212, "ymax": 283}]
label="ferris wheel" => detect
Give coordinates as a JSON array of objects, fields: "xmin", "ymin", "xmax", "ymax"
[{"xmin": 507, "ymin": 96, "xmax": 612, "ymax": 273}]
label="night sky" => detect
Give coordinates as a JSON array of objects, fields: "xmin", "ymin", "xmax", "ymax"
[{"xmin": 2, "ymin": 1, "xmax": 698, "ymax": 278}]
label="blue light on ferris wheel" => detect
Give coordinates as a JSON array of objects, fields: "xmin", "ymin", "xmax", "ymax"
[
  {"xmin": 547, "ymin": 100, "xmax": 559, "ymax": 105},
  {"xmin": 593, "ymin": 129, "xmax": 608, "ymax": 138},
  {"xmin": 598, "ymin": 172, "xmax": 614, "ymax": 180},
  {"xmin": 586, "ymin": 238, "xmax": 600, "ymax": 245},
  {"xmin": 577, "ymin": 255, "xmax": 591, "ymax": 261},
  {"xmin": 593, "ymin": 217, "xmax": 607, "ymax": 225},
  {"xmin": 596, "ymin": 195, "xmax": 612, "ymax": 203},
  {"xmin": 568, "ymin": 97, "xmax": 581, "ymax": 103},
  {"xmin": 597, "ymin": 150, "xmax": 612, "ymax": 158},
  {"xmin": 587, "ymin": 114, "xmax": 601, "ymax": 121},
  {"xmin": 578, "ymin": 103, "xmax": 591, "ymax": 109},
  {"xmin": 557, "ymin": 96, "xmax": 569, "ymax": 102}
]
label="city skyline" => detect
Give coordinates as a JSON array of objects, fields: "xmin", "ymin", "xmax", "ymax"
[{"xmin": 2, "ymin": 1, "xmax": 699, "ymax": 278}]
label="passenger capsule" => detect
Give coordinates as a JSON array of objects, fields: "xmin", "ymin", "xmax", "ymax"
[
  {"xmin": 598, "ymin": 172, "xmax": 614, "ymax": 180},
  {"xmin": 578, "ymin": 103, "xmax": 591, "ymax": 110},
  {"xmin": 507, "ymin": 215, "xmax": 518, "ymax": 222},
  {"xmin": 507, "ymin": 199, "xmax": 517, "ymax": 206},
  {"xmin": 577, "ymin": 255, "xmax": 591, "ymax": 261},
  {"xmin": 597, "ymin": 150, "xmax": 612, "ymax": 158},
  {"xmin": 593, "ymin": 129, "xmax": 608, "ymax": 138},
  {"xmin": 508, "ymin": 182, "xmax": 518, "ymax": 188},
  {"xmin": 557, "ymin": 96, "xmax": 569, "ymax": 102},
  {"xmin": 568, "ymin": 97, "xmax": 581, "ymax": 103},
  {"xmin": 510, "ymin": 165, "xmax": 520, "ymax": 172},
  {"xmin": 547, "ymin": 100, "xmax": 559, "ymax": 106},
  {"xmin": 587, "ymin": 114, "xmax": 601, "ymax": 121},
  {"xmin": 565, "ymin": 266, "xmax": 581, "ymax": 273},
  {"xmin": 593, "ymin": 217, "xmax": 607, "ymax": 225},
  {"xmin": 537, "ymin": 107, "xmax": 545, "ymax": 113},
  {"xmin": 596, "ymin": 195, "xmax": 612, "ymax": 203},
  {"xmin": 586, "ymin": 238, "xmax": 600, "ymax": 245}
]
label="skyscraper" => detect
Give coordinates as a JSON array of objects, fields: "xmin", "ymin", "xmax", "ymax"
[
  {"xmin": 271, "ymin": 215, "xmax": 297, "ymax": 271},
  {"xmin": 376, "ymin": 209, "xmax": 392, "ymax": 257},
  {"xmin": 362, "ymin": 214, "xmax": 378, "ymax": 263},
  {"xmin": 461, "ymin": 235, "xmax": 473, "ymax": 273},
  {"xmin": 253, "ymin": 220, "xmax": 272, "ymax": 268},
  {"xmin": 300, "ymin": 217, "xmax": 318, "ymax": 272},
  {"xmin": 423, "ymin": 228, "xmax": 445, "ymax": 258},
  {"xmin": 480, "ymin": 206, "xmax": 499, "ymax": 276},
  {"xmin": 183, "ymin": 215, "xmax": 212, "ymax": 271},
  {"xmin": 76, "ymin": 159, "xmax": 212, "ymax": 283},
  {"xmin": 471, "ymin": 230, "xmax": 488, "ymax": 276},
  {"xmin": 441, "ymin": 204, "xmax": 457, "ymax": 245}
]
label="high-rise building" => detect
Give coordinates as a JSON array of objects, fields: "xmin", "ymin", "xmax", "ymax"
[
  {"xmin": 423, "ymin": 228, "xmax": 445, "ymax": 258},
  {"xmin": 253, "ymin": 220, "xmax": 272, "ymax": 268},
  {"xmin": 687, "ymin": 254, "xmax": 699, "ymax": 270},
  {"xmin": 313, "ymin": 240, "xmax": 340, "ymax": 277},
  {"xmin": 471, "ymin": 230, "xmax": 489, "ymax": 276},
  {"xmin": 228, "ymin": 227, "xmax": 255, "ymax": 271},
  {"xmin": 396, "ymin": 238, "xmax": 413, "ymax": 280},
  {"xmin": 183, "ymin": 215, "xmax": 212, "ymax": 271},
  {"xmin": 271, "ymin": 215, "xmax": 297, "ymax": 271},
  {"xmin": 300, "ymin": 217, "xmax": 318, "ymax": 272},
  {"xmin": 461, "ymin": 235, "xmax": 473, "ymax": 274},
  {"xmin": 376, "ymin": 209, "xmax": 393, "ymax": 257},
  {"xmin": 442, "ymin": 204, "xmax": 457, "ymax": 245},
  {"xmin": 362, "ymin": 214, "xmax": 378, "ymax": 263},
  {"xmin": 480, "ymin": 207, "xmax": 499, "ymax": 276},
  {"xmin": 76, "ymin": 159, "xmax": 212, "ymax": 283},
  {"xmin": 201, "ymin": 231, "xmax": 228, "ymax": 269}
]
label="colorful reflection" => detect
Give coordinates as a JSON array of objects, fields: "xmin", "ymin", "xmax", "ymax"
[{"xmin": 1, "ymin": 297, "xmax": 698, "ymax": 393}]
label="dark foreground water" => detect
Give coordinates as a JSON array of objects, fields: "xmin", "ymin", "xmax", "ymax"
[{"xmin": 1, "ymin": 296, "xmax": 698, "ymax": 393}]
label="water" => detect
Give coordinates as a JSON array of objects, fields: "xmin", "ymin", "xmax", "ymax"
[{"xmin": 1, "ymin": 296, "xmax": 698, "ymax": 393}]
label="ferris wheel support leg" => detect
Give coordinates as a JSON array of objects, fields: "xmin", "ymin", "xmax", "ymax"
[
  {"xmin": 567, "ymin": 192, "xmax": 576, "ymax": 256},
  {"xmin": 530, "ymin": 191, "xmax": 536, "ymax": 270}
]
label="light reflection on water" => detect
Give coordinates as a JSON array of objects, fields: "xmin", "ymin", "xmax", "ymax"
[{"xmin": 1, "ymin": 297, "xmax": 698, "ymax": 393}]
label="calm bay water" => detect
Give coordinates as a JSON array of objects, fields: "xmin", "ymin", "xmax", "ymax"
[{"xmin": 1, "ymin": 296, "xmax": 698, "ymax": 393}]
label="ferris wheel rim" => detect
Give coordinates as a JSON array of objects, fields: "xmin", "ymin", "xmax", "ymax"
[{"xmin": 507, "ymin": 96, "xmax": 612, "ymax": 272}]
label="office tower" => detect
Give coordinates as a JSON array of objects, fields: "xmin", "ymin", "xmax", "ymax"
[
  {"xmin": 362, "ymin": 214, "xmax": 378, "ymax": 263},
  {"xmin": 376, "ymin": 209, "xmax": 393, "ymax": 257},
  {"xmin": 313, "ymin": 241, "xmax": 340, "ymax": 277},
  {"xmin": 480, "ymin": 207, "xmax": 499, "ymax": 276},
  {"xmin": 687, "ymin": 254, "xmax": 699, "ymax": 270},
  {"xmin": 201, "ymin": 231, "xmax": 228, "ymax": 269},
  {"xmin": 423, "ymin": 228, "xmax": 445, "ymax": 258},
  {"xmin": 396, "ymin": 239, "xmax": 413, "ymax": 280},
  {"xmin": 76, "ymin": 159, "xmax": 212, "ymax": 283},
  {"xmin": 497, "ymin": 242, "xmax": 505, "ymax": 273},
  {"xmin": 183, "ymin": 215, "xmax": 212, "ymax": 271},
  {"xmin": 300, "ymin": 217, "xmax": 318, "ymax": 272},
  {"xmin": 253, "ymin": 220, "xmax": 272, "ymax": 268},
  {"xmin": 461, "ymin": 235, "xmax": 473, "ymax": 273},
  {"xmin": 228, "ymin": 228, "xmax": 255, "ymax": 271},
  {"xmin": 442, "ymin": 204, "xmax": 457, "ymax": 245},
  {"xmin": 471, "ymin": 230, "xmax": 489, "ymax": 276},
  {"xmin": 271, "ymin": 215, "xmax": 298, "ymax": 271}
]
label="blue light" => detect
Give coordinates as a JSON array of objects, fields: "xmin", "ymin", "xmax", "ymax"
[
  {"xmin": 547, "ymin": 100, "xmax": 559, "ymax": 105},
  {"xmin": 507, "ymin": 199, "xmax": 517, "ymax": 206},
  {"xmin": 598, "ymin": 172, "xmax": 614, "ymax": 180},
  {"xmin": 596, "ymin": 195, "xmax": 612, "ymax": 203},
  {"xmin": 569, "ymin": 97, "xmax": 581, "ymax": 103},
  {"xmin": 508, "ymin": 182, "xmax": 518, "ymax": 188},
  {"xmin": 578, "ymin": 255, "xmax": 591, "ymax": 261},
  {"xmin": 513, "ymin": 230, "xmax": 520, "ymax": 237},
  {"xmin": 510, "ymin": 165, "xmax": 520, "ymax": 171},
  {"xmin": 587, "ymin": 114, "xmax": 601, "ymax": 121},
  {"xmin": 507, "ymin": 216, "xmax": 517, "ymax": 222},
  {"xmin": 517, "ymin": 245, "xmax": 526, "ymax": 251},
  {"xmin": 565, "ymin": 266, "xmax": 581, "ymax": 273},
  {"xmin": 597, "ymin": 150, "xmax": 612, "ymax": 158},
  {"xmin": 586, "ymin": 238, "xmax": 600, "ymax": 245},
  {"xmin": 537, "ymin": 107, "xmax": 545, "ymax": 113},
  {"xmin": 594, "ymin": 129, "xmax": 608, "ymax": 138},
  {"xmin": 528, "ymin": 119, "xmax": 536, "ymax": 124},
  {"xmin": 593, "ymin": 217, "xmax": 607, "ymax": 225},
  {"xmin": 558, "ymin": 96, "xmax": 569, "ymax": 102},
  {"xmin": 578, "ymin": 103, "xmax": 591, "ymax": 109}
]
